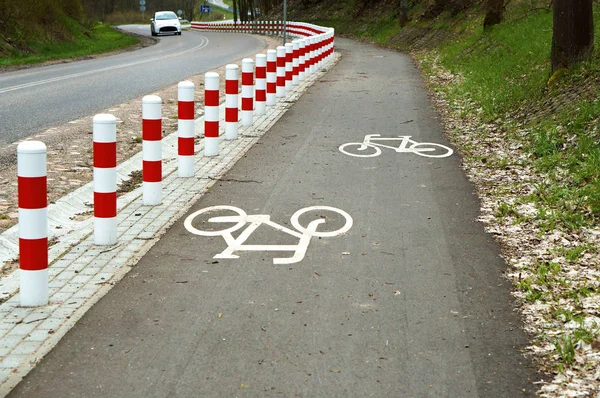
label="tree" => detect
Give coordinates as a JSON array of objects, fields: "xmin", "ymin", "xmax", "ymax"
[
  {"xmin": 483, "ymin": 0, "xmax": 504, "ymax": 29},
  {"xmin": 551, "ymin": 0, "xmax": 594, "ymax": 72},
  {"xmin": 399, "ymin": 0, "xmax": 408, "ymax": 27}
]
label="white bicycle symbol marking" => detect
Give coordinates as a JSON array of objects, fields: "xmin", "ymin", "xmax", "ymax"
[
  {"xmin": 184, "ymin": 205, "xmax": 353, "ymax": 264},
  {"xmin": 339, "ymin": 134, "xmax": 453, "ymax": 158}
]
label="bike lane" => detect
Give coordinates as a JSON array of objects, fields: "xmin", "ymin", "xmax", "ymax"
[{"xmin": 9, "ymin": 39, "xmax": 539, "ymax": 397}]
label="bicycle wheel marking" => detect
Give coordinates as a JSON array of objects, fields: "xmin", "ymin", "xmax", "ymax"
[
  {"xmin": 184, "ymin": 205, "xmax": 353, "ymax": 264},
  {"xmin": 339, "ymin": 135, "xmax": 453, "ymax": 158}
]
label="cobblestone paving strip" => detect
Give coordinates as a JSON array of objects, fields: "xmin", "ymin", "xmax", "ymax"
[{"xmin": 0, "ymin": 53, "xmax": 339, "ymax": 397}]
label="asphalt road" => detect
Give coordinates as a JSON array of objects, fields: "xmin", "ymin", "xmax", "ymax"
[
  {"xmin": 9, "ymin": 39, "xmax": 539, "ymax": 397},
  {"xmin": 0, "ymin": 26, "xmax": 265, "ymax": 145}
]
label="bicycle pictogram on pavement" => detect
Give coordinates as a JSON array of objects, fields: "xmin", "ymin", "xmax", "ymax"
[
  {"xmin": 184, "ymin": 205, "xmax": 353, "ymax": 264},
  {"xmin": 339, "ymin": 134, "xmax": 453, "ymax": 158}
]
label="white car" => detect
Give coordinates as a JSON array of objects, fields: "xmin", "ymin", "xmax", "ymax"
[{"xmin": 151, "ymin": 11, "xmax": 181, "ymax": 36}]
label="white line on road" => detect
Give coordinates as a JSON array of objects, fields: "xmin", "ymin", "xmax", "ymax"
[{"xmin": 0, "ymin": 36, "xmax": 210, "ymax": 95}]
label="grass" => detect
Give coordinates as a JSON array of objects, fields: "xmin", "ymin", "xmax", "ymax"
[{"xmin": 1, "ymin": 21, "xmax": 139, "ymax": 67}]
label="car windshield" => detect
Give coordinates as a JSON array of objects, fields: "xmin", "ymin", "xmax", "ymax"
[{"xmin": 155, "ymin": 12, "xmax": 177, "ymax": 20}]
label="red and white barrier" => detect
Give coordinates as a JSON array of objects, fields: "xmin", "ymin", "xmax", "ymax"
[
  {"xmin": 142, "ymin": 95, "xmax": 162, "ymax": 206},
  {"xmin": 93, "ymin": 114, "xmax": 117, "ymax": 245},
  {"xmin": 241, "ymin": 58, "xmax": 254, "ymax": 126},
  {"xmin": 17, "ymin": 141, "xmax": 48, "ymax": 307},
  {"xmin": 178, "ymin": 81, "xmax": 195, "ymax": 177},
  {"xmin": 204, "ymin": 72, "xmax": 220, "ymax": 156},
  {"xmin": 292, "ymin": 40, "xmax": 300, "ymax": 86},
  {"xmin": 299, "ymin": 39, "xmax": 306, "ymax": 82},
  {"xmin": 276, "ymin": 46, "xmax": 286, "ymax": 98},
  {"xmin": 255, "ymin": 54, "xmax": 267, "ymax": 116},
  {"xmin": 266, "ymin": 50, "xmax": 277, "ymax": 106},
  {"xmin": 307, "ymin": 37, "xmax": 315, "ymax": 76},
  {"xmin": 285, "ymin": 43, "xmax": 293, "ymax": 92},
  {"xmin": 225, "ymin": 64, "xmax": 239, "ymax": 140}
]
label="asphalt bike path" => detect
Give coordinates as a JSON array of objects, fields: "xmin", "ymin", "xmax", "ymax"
[{"xmin": 9, "ymin": 39, "xmax": 538, "ymax": 397}]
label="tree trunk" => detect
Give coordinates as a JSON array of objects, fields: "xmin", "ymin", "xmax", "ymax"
[
  {"xmin": 399, "ymin": 0, "xmax": 408, "ymax": 27},
  {"xmin": 483, "ymin": 0, "xmax": 504, "ymax": 29},
  {"xmin": 551, "ymin": 0, "xmax": 594, "ymax": 72}
]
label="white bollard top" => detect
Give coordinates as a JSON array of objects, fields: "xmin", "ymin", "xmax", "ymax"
[
  {"xmin": 178, "ymin": 81, "xmax": 194, "ymax": 90},
  {"xmin": 242, "ymin": 58, "xmax": 254, "ymax": 73},
  {"xmin": 285, "ymin": 43, "xmax": 293, "ymax": 53},
  {"xmin": 142, "ymin": 95, "xmax": 162, "ymax": 119},
  {"xmin": 256, "ymin": 54, "xmax": 266, "ymax": 67},
  {"xmin": 93, "ymin": 114, "xmax": 117, "ymax": 142},
  {"xmin": 276, "ymin": 46, "xmax": 286, "ymax": 57},
  {"xmin": 267, "ymin": 49, "xmax": 277, "ymax": 61},
  {"xmin": 178, "ymin": 81, "xmax": 195, "ymax": 101},
  {"xmin": 226, "ymin": 64, "xmax": 239, "ymax": 80},
  {"xmin": 18, "ymin": 141, "xmax": 46, "ymax": 177},
  {"xmin": 142, "ymin": 95, "xmax": 161, "ymax": 104},
  {"xmin": 205, "ymin": 72, "xmax": 219, "ymax": 90},
  {"xmin": 17, "ymin": 141, "xmax": 46, "ymax": 154},
  {"xmin": 292, "ymin": 39, "xmax": 300, "ymax": 50},
  {"xmin": 93, "ymin": 114, "xmax": 117, "ymax": 124}
]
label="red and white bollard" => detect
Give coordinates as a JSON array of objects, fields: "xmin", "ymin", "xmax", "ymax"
[
  {"xmin": 285, "ymin": 43, "xmax": 294, "ymax": 92},
  {"xmin": 225, "ymin": 64, "xmax": 239, "ymax": 140},
  {"xmin": 276, "ymin": 46, "xmax": 286, "ymax": 98},
  {"xmin": 292, "ymin": 40, "xmax": 300, "ymax": 86},
  {"xmin": 142, "ymin": 95, "xmax": 162, "ymax": 206},
  {"xmin": 17, "ymin": 141, "xmax": 48, "ymax": 307},
  {"xmin": 299, "ymin": 39, "xmax": 307, "ymax": 82},
  {"xmin": 178, "ymin": 81, "xmax": 195, "ymax": 177},
  {"xmin": 204, "ymin": 72, "xmax": 220, "ymax": 156},
  {"xmin": 303, "ymin": 37, "xmax": 311, "ymax": 77},
  {"xmin": 266, "ymin": 49, "xmax": 277, "ymax": 106},
  {"xmin": 241, "ymin": 58, "xmax": 254, "ymax": 126},
  {"xmin": 93, "ymin": 114, "xmax": 117, "ymax": 245},
  {"xmin": 255, "ymin": 54, "xmax": 267, "ymax": 116}
]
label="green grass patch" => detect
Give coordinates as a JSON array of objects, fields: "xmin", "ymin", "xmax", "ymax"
[
  {"xmin": 524, "ymin": 97, "xmax": 600, "ymax": 231},
  {"xmin": 1, "ymin": 22, "xmax": 139, "ymax": 67},
  {"xmin": 436, "ymin": 9, "xmax": 553, "ymax": 120}
]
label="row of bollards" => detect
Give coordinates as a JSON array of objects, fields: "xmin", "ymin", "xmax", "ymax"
[{"xmin": 16, "ymin": 32, "xmax": 336, "ymax": 307}]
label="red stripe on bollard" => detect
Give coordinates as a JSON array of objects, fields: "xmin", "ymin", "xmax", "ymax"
[
  {"xmin": 226, "ymin": 107, "xmax": 238, "ymax": 121},
  {"xmin": 242, "ymin": 73, "xmax": 253, "ymax": 86},
  {"xmin": 242, "ymin": 97, "xmax": 253, "ymax": 110},
  {"xmin": 93, "ymin": 142, "xmax": 117, "ymax": 168},
  {"xmin": 142, "ymin": 119, "xmax": 162, "ymax": 141},
  {"xmin": 226, "ymin": 79, "xmax": 238, "ymax": 94},
  {"xmin": 256, "ymin": 90, "xmax": 267, "ymax": 102},
  {"xmin": 94, "ymin": 192, "xmax": 117, "ymax": 218},
  {"xmin": 178, "ymin": 137, "xmax": 194, "ymax": 156},
  {"xmin": 205, "ymin": 90, "xmax": 219, "ymax": 106},
  {"xmin": 143, "ymin": 160, "xmax": 162, "ymax": 182},
  {"xmin": 19, "ymin": 238, "xmax": 48, "ymax": 271},
  {"xmin": 205, "ymin": 120, "xmax": 219, "ymax": 138},
  {"xmin": 178, "ymin": 101, "xmax": 194, "ymax": 120},
  {"xmin": 18, "ymin": 177, "xmax": 47, "ymax": 209}
]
